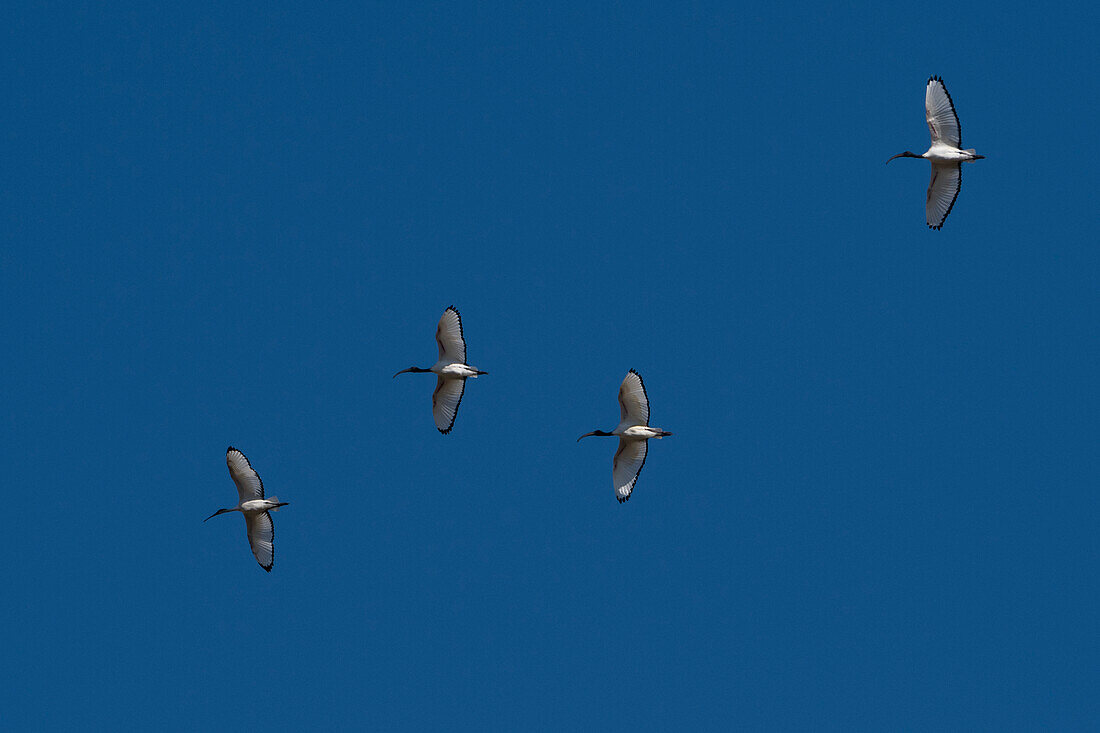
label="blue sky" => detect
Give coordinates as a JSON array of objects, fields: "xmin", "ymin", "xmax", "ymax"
[{"xmin": 2, "ymin": 1, "xmax": 1098, "ymax": 729}]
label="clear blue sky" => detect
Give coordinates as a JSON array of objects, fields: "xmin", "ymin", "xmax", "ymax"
[{"xmin": 3, "ymin": 1, "xmax": 1098, "ymax": 730}]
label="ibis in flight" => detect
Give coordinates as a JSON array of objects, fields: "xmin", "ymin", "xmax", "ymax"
[
  {"xmin": 888, "ymin": 76, "xmax": 984, "ymax": 229},
  {"xmin": 205, "ymin": 447, "xmax": 289, "ymax": 572},
  {"xmin": 578, "ymin": 369, "xmax": 673, "ymax": 503},
  {"xmin": 394, "ymin": 306, "xmax": 488, "ymax": 434}
]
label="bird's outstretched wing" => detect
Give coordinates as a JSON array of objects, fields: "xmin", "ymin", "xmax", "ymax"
[
  {"xmin": 227, "ymin": 447, "xmax": 264, "ymax": 503},
  {"xmin": 926, "ymin": 162, "xmax": 962, "ymax": 230},
  {"xmin": 618, "ymin": 369, "xmax": 650, "ymax": 426},
  {"xmin": 925, "ymin": 76, "xmax": 961, "ymax": 148},
  {"xmin": 245, "ymin": 511, "xmax": 274, "ymax": 572},
  {"xmin": 613, "ymin": 439, "xmax": 648, "ymax": 503},
  {"xmin": 435, "ymin": 306, "xmax": 467, "ymax": 364},
  {"xmin": 432, "ymin": 376, "xmax": 466, "ymax": 434}
]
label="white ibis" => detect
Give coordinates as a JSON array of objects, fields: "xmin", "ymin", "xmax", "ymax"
[
  {"xmin": 205, "ymin": 447, "xmax": 289, "ymax": 572},
  {"xmin": 888, "ymin": 76, "xmax": 984, "ymax": 229},
  {"xmin": 578, "ymin": 369, "xmax": 673, "ymax": 503},
  {"xmin": 394, "ymin": 306, "xmax": 488, "ymax": 434}
]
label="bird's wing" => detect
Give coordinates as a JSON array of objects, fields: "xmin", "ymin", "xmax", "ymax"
[
  {"xmin": 925, "ymin": 76, "xmax": 961, "ymax": 148},
  {"xmin": 432, "ymin": 376, "xmax": 466, "ymax": 434},
  {"xmin": 618, "ymin": 369, "xmax": 650, "ymax": 426},
  {"xmin": 226, "ymin": 447, "xmax": 264, "ymax": 503},
  {"xmin": 245, "ymin": 511, "xmax": 274, "ymax": 572},
  {"xmin": 926, "ymin": 162, "xmax": 962, "ymax": 230},
  {"xmin": 612, "ymin": 439, "xmax": 648, "ymax": 503},
  {"xmin": 435, "ymin": 306, "xmax": 467, "ymax": 364}
]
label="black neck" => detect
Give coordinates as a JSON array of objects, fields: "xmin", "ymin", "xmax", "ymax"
[
  {"xmin": 394, "ymin": 366, "xmax": 432, "ymax": 378},
  {"xmin": 887, "ymin": 151, "xmax": 921, "ymax": 163}
]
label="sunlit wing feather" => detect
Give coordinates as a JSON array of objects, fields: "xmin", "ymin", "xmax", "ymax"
[
  {"xmin": 926, "ymin": 162, "xmax": 962, "ymax": 230},
  {"xmin": 432, "ymin": 376, "xmax": 466, "ymax": 434},
  {"xmin": 226, "ymin": 447, "xmax": 264, "ymax": 503},
  {"xmin": 435, "ymin": 306, "xmax": 467, "ymax": 364},
  {"xmin": 613, "ymin": 439, "xmax": 648, "ymax": 503},
  {"xmin": 245, "ymin": 511, "xmax": 275, "ymax": 572},
  {"xmin": 925, "ymin": 76, "xmax": 961, "ymax": 148},
  {"xmin": 617, "ymin": 369, "xmax": 650, "ymax": 425}
]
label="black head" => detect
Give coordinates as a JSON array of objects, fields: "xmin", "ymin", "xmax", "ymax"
[
  {"xmin": 204, "ymin": 507, "xmax": 232, "ymax": 522},
  {"xmin": 577, "ymin": 429, "xmax": 614, "ymax": 441},
  {"xmin": 393, "ymin": 366, "xmax": 431, "ymax": 378},
  {"xmin": 886, "ymin": 151, "xmax": 921, "ymax": 164}
]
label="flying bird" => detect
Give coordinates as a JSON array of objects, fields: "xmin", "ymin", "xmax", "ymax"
[
  {"xmin": 205, "ymin": 447, "xmax": 289, "ymax": 572},
  {"xmin": 394, "ymin": 306, "xmax": 488, "ymax": 434},
  {"xmin": 888, "ymin": 76, "xmax": 984, "ymax": 229},
  {"xmin": 578, "ymin": 369, "xmax": 672, "ymax": 503}
]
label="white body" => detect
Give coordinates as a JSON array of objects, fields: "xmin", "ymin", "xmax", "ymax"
[
  {"xmin": 922, "ymin": 142, "xmax": 981, "ymax": 163},
  {"xmin": 394, "ymin": 306, "xmax": 487, "ymax": 434},
  {"xmin": 206, "ymin": 447, "xmax": 288, "ymax": 572},
  {"xmin": 616, "ymin": 424, "xmax": 669, "ymax": 441},
  {"xmin": 435, "ymin": 361, "xmax": 483, "ymax": 379},
  {"xmin": 580, "ymin": 370, "xmax": 672, "ymax": 503},
  {"xmin": 239, "ymin": 498, "xmax": 286, "ymax": 513},
  {"xmin": 890, "ymin": 76, "xmax": 983, "ymax": 229}
]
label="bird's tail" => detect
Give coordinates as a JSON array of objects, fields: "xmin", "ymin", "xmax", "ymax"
[
  {"xmin": 475, "ymin": 370, "xmax": 489, "ymax": 376},
  {"xmin": 656, "ymin": 431, "xmax": 673, "ymax": 438},
  {"xmin": 269, "ymin": 497, "xmax": 289, "ymax": 511}
]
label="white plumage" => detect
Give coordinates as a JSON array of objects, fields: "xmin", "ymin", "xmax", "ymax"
[
  {"xmin": 205, "ymin": 447, "xmax": 289, "ymax": 572},
  {"xmin": 435, "ymin": 306, "xmax": 466, "ymax": 365},
  {"xmin": 394, "ymin": 306, "xmax": 488, "ymax": 434},
  {"xmin": 888, "ymin": 76, "xmax": 984, "ymax": 229},
  {"xmin": 431, "ymin": 378, "xmax": 466, "ymax": 434},
  {"xmin": 924, "ymin": 77, "xmax": 961, "ymax": 149},
  {"xmin": 578, "ymin": 369, "xmax": 672, "ymax": 503}
]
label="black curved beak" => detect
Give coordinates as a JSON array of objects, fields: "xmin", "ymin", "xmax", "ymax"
[
  {"xmin": 204, "ymin": 508, "xmax": 227, "ymax": 522},
  {"xmin": 393, "ymin": 367, "xmax": 416, "ymax": 378},
  {"xmin": 577, "ymin": 431, "xmax": 598, "ymax": 442}
]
